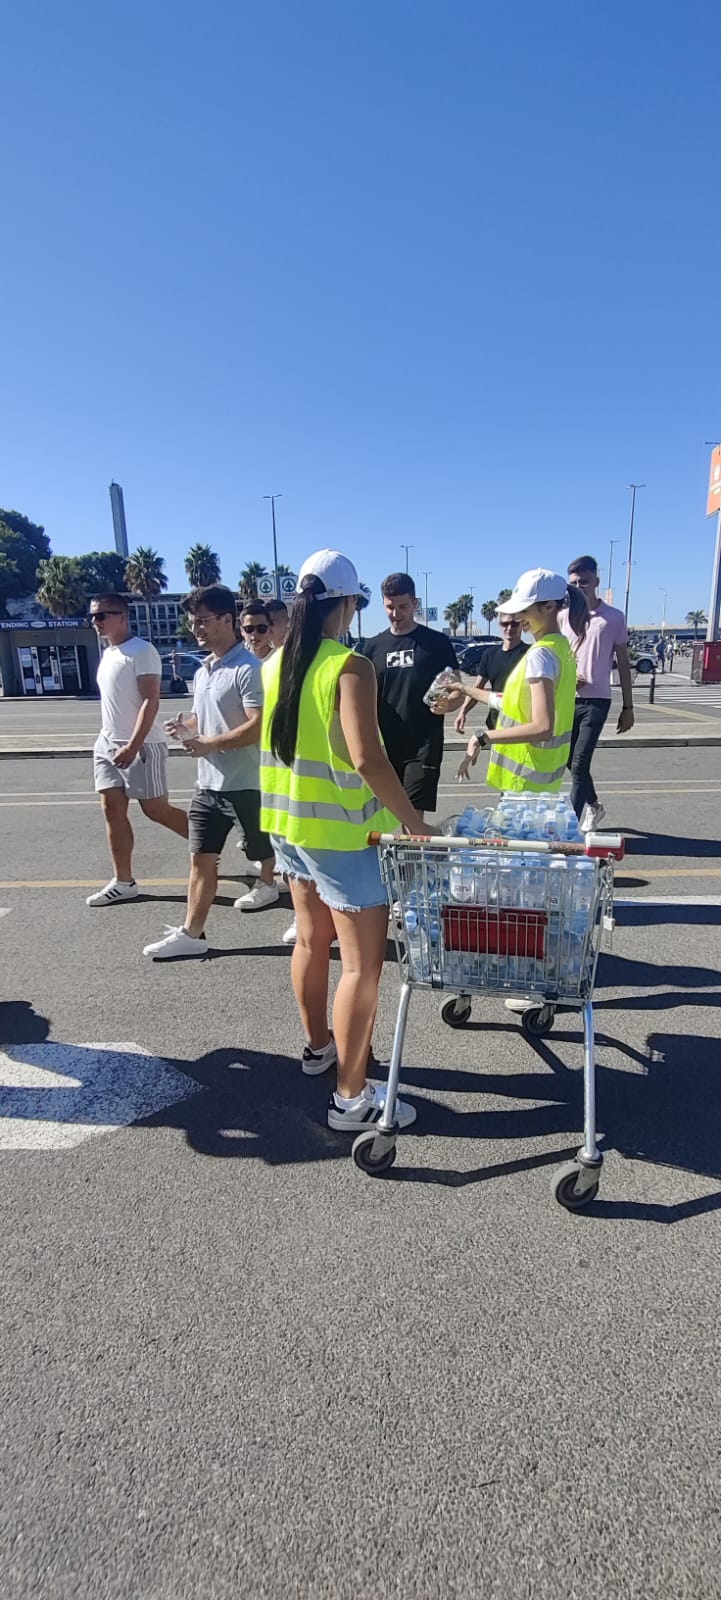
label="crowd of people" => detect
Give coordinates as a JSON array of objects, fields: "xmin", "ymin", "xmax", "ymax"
[{"xmin": 86, "ymin": 549, "xmax": 635, "ymax": 1135}]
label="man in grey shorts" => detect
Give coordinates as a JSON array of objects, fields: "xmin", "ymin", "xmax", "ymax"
[
  {"xmin": 88, "ymin": 594, "xmax": 188, "ymax": 906},
  {"xmin": 143, "ymin": 584, "xmax": 278, "ymax": 960}
]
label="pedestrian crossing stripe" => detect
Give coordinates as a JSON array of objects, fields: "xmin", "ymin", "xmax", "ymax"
[{"xmin": 0, "ymin": 1042, "xmax": 201, "ymax": 1151}]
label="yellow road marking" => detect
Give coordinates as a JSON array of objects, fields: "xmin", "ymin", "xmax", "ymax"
[
  {"xmin": 645, "ymin": 701, "xmax": 718, "ymax": 723},
  {"xmin": 1, "ymin": 867, "xmax": 720, "ymax": 890}
]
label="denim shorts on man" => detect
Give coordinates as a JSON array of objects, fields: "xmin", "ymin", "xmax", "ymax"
[{"xmin": 93, "ymin": 732, "xmax": 168, "ymax": 801}]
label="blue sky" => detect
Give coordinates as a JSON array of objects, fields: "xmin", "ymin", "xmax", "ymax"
[{"xmin": 3, "ymin": 0, "xmax": 720, "ymax": 631}]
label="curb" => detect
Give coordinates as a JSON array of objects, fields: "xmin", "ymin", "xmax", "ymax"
[{"xmin": 1, "ymin": 733, "xmax": 721, "ymax": 760}]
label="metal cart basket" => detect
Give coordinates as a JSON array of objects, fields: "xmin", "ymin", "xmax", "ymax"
[{"xmin": 353, "ymin": 830, "xmax": 624, "ymax": 1210}]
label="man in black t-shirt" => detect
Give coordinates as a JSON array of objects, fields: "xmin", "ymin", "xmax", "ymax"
[
  {"xmin": 360, "ymin": 572, "xmax": 458, "ymax": 818},
  {"xmin": 454, "ymin": 614, "xmax": 528, "ymax": 733}
]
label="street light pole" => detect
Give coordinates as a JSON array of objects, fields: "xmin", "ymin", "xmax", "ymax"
[
  {"xmin": 624, "ymin": 483, "xmax": 645, "ymax": 624},
  {"xmin": 263, "ymin": 494, "xmax": 282, "ymax": 599},
  {"xmin": 421, "ymin": 570, "xmax": 432, "ymax": 621},
  {"xmin": 659, "ymin": 588, "xmax": 668, "ymax": 633},
  {"xmin": 401, "ymin": 544, "xmax": 414, "ymax": 574},
  {"xmin": 608, "ymin": 538, "xmax": 618, "ymax": 597}
]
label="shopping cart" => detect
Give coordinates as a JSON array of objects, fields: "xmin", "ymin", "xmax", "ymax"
[{"xmin": 354, "ymin": 829, "xmax": 624, "ymax": 1210}]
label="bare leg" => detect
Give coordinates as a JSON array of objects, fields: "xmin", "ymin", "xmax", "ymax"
[
  {"xmin": 259, "ymin": 858, "xmax": 275, "ymax": 887},
  {"xmin": 288, "ymin": 877, "xmax": 335, "ymax": 1052},
  {"xmin": 100, "ymin": 789, "xmax": 134, "ymax": 881},
  {"xmin": 330, "ymin": 904, "xmax": 388, "ymax": 1099},
  {"xmin": 139, "ymin": 796, "xmax": 189, "ymax": 838},
  {"xmin": 185, "ymin": 853, "xmax": 218, "ymax": 937}
]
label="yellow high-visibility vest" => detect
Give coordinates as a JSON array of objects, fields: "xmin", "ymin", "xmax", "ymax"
[
  {"xmin": 259, "ymin": 639, "xmax": 399, "ymax": 849},
  {"xmin": 487, "ymin": 633, "xmax": 576, "ymax": 793}
]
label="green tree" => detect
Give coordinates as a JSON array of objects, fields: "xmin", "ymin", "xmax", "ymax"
[
  {"xmin": 276, "ymin": 563, "xmax": 294, "ymax": 577},
  {"xmin": 481, "ymin": 599, "xmax": 498, "ymax": 636},
  {"xmin": 76, "ymin": 551, "xmax": 128, "ymax": 596},
  {"xmin": 125, "ymin": 546, "xmax": 168, "ymax": 598},
  {"xmin": 0, "ymin": 510, "xmax": 51, "ymax": 614},
  {"xmin": 184, "ymin": 544, "xmax": 222, "ymax": 587},
  {"xmin": 686, "ymin": 609, "xmax": 707, "ymax": 638},
  {"xmin": 444, "ymin": 601, "xmax": 461, "ymax": 636},
  {"xmin": 456, "ymin": 593, "xmax": 474, "ymax": 637},
  {"xmin": 176, "ymin": 612, "xmax": 198, "ymax": 646},
  {"xmin": 497, "ymin": 588, "xmax": 512, "ymax": 605},
  {"xmin": 239, "ymin": 561, "xmax": 268, "ymax": 600},
  {"xmin": 35, "ymin": 556, "xmax": 87, "ymax": 617}
]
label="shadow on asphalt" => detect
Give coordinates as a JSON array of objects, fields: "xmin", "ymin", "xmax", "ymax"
[
  {"xmin": 619, "ymin": 827, "xmax": 720, "ymax": 859},
  {"xmin": 615, "ymin": 904, "xmax": 721, "ymax": 927},
  {"xmin": 2, "ymin": 1003, "xmax": 720, "ymax": 1225}
]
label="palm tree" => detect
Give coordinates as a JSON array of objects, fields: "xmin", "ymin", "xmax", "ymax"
[
  {"xmin": 276, "ymin": 563, "xmax": 294, "ymax": 577},
  {"xmin": 686, "ymin": 609, "xmax": 707, "ymax": 638},
  {"xmin": 497, "ymin": 588, "xmax": 512, "ymax": 605},
  {"xmin": 456, "ymin": 593, "xmax": 474, "ymax": 638},
  {"xmin": 125, "ymin": 546, "xmax": 168, "ymax": 598},
  {"xmin": 444, "ymin": 601, "xmax": 461, "ymax": 636},
  {"xmin": 355, "ymin": 581, "xmax": 371, "ymax": 642},
  {"xmin": 36, "ymin": 556, "xmax": 87, "ymax": 617},
  {"xmin": 481, "ymin": 599, "xmax": 498, "ymax": 636},
  {"xmin": 239, "ymin": 560, "xmax": 269, "ymax": 600},
  {"xmin": 184, "ymin": 544, "xmax": 221, "ymax": 587}
]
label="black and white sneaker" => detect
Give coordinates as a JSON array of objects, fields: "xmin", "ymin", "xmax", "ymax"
[
  {"xmin": 327, "ymin": 1083, "xmax": 416, "ymax": 1132},
  {"xmin": 86, "ymin": 878, "xmax": 139, "ymax": 907},
  {"xmin": 302, "ymin": 1037, "xmax": 337, "ymax": 1076}
]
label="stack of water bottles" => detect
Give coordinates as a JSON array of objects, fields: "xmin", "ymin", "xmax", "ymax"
[{"xmin": 397, "ymin": 793, "xmax": 597, "ymax": 998}]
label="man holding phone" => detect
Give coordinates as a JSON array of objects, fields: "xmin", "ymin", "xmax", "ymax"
[{"xmin": 88, "ymin": 594, "xmax": 188, "ymax": 906}]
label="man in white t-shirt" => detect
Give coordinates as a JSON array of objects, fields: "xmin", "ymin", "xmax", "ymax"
[{"xmin": 88, "ymin": 593, "xmax": 189, "ymax": 906}]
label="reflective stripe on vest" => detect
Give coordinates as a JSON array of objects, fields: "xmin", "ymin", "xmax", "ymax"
[
  {"xmin": 259, "ymin": 639, "xmax": 399, "ymax": 850},
  {"xmin": 487, "ymin": 634, "xmax": 576, "ymax": 795}
]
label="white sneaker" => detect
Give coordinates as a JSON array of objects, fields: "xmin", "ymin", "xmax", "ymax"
[
  {"xmin": 302, "ymin": 1036, "xmax": 337, "ymax": 1076},
  {"xmin": 143, "ymin": 925, "xmax": 209, "ymax": 960},
  {"xmin": 87, "ymin": 879, "xmax": 139, "ymax": 907},
  {"xmin": 282, "ymin": 918, "xmax": 298, "ymax": 945},
  {"xmin": 327, "ymin": 1082, "xmax": 417, "ymax": 1132},
  {"xmin": 234, "ymin": 881, "xmax": 280, "ymax": 912},
  {"xmin": 580, "ymin": 802, "xmax": 605, "ymax": 834},
  {"xmin": 235, "ymin": 846, "xmax": 261, "ymax": 876}
]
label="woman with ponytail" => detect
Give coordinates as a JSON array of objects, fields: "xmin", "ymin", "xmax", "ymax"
[
  {"xmin": 259, "ymin": 550, "xmax": 423, "ymax": 1134},
  {"xmin": 435, "ymin": 569, "xmax": 588, "ymax": 794}
]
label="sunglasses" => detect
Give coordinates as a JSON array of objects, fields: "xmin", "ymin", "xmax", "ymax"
[
  {"xmin": 90, "ymin": 611, "xmax": 124, "ymax": 622},
  {"xmin": 499, "ymin": 619, "xmax": 521, "ymax": 628},
  {"xmin": 243, "ymin": 623, "xmax": 269, "ymax": 635}
]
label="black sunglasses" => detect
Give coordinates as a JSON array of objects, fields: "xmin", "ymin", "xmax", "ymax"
[
  {"xmin": 243, "ymin": 623, "xmax": 269, "ymax": 635},
  {"xmin": 499, "ymin": 618, "xmax": 521, "ymax": 627},
  {"xmin": 90, "ymin": 610, "xmax": 124, "ymax": 622}
]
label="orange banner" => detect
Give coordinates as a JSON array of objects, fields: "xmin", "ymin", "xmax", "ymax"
[{"xmin": 707, "ymin": 445, "xmax": 721, "ymax": 516}]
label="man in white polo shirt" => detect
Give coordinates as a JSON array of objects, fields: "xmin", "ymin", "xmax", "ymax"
[
  {"xmin": 88, "ymin": 593, "xmax": 188, "ymax": 907},
  {"xmin": 143, "ymin": 584, "xmax": 278, "ymax": 959}
]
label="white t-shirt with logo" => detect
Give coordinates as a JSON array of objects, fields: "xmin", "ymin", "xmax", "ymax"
[{"xmin": 96, "ymin": 636, "xmax": 166, "ymax": 745}]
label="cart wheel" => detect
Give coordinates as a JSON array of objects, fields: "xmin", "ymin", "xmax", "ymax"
[
  {"xmin": 440, "ymin": 997, "xmax": 472, "ymax": 1028},
  {"xmin": 521, "ymin": 1004, "xmax": 555, "ymax": 1039},
  {"xmin": 551, "ymin": 1160, "xmax": 600, "ymax": 1212},
  {"xmin": 352, "ymin": 1130, "xmax": 397, "ymax": 1175}
]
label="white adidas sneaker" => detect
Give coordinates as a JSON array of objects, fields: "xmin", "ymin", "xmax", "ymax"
[{"xmin": 86, "ymin": 879, "xmax": 139, "ymax": 907}]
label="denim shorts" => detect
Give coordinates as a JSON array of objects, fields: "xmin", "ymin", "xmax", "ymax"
[{"xmin": 270, "ymin": 835, "xmax": 386, "ymax": 913}]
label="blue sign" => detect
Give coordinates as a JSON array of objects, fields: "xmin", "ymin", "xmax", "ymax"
[{"xmin": 426, "ymin": 606, "xmax": 438, "ymax": 622}]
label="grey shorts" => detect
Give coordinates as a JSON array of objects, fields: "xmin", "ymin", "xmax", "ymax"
[{"xmin": 93, "ymin": 733, "xmax": 168, "ymax": 801}]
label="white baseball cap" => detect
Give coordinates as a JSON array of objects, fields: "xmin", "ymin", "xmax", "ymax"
[
  {"xmin": 502, "ymin": 568, "xmax": 569, "ymax": 615},
  {"xmin": 296, "ymin": 549, "xmax": 360, "ymax": 600}
]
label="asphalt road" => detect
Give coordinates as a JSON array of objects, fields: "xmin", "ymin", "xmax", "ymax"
[
  {"xmin": 1, "ymin": 748, "xmax": 721, "ymax": 1598},
  {"xmin": 2, "ymin": 663, "xmax": 721, "ymax": 752}
]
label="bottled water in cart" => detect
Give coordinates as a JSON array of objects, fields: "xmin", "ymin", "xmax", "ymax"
[{"xmin": 351, "ymin": 806, "xmax": 624, "ymax": 1213}]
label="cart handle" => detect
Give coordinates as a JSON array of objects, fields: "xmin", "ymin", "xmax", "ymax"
[{"xmin": 367, "ymin": 830, "xmax": 625, "ymax": 861}]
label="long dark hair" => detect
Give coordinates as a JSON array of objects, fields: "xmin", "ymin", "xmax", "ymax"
[
  {"xmin": 560, "ymin": 583, "xmax": 589, "ymax": 641},
  {"xmin": 270, "ymin": 576, "xmax": 344, "ymax": 766}
]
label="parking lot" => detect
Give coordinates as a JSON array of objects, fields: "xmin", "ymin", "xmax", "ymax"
[{"xmin": 2, "ymin": 742, "xmax": 721, "ymax": 1598}]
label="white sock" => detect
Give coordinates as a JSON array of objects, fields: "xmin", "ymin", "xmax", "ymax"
[{"xmin": 333, "ymin": 1085, "xmax": 372, "ymax": 1111}]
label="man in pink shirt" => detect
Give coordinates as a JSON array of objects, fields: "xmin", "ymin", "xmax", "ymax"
[{"xmin": 560, "ymin": 554, "xmax": 635, "ymax": 830}]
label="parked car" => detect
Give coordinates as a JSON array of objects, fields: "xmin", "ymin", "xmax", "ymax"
[{"xmin": 160, "ymin": 649, "xmax": 205, "ymax": 696}]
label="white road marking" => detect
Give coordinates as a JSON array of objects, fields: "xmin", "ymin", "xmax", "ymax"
[
  {"xmin": 0, "ymin": 1042, "xmax": 200, "ymax": 1151},
  {"xmin": 614, "ymin": 896, "xmax": 721, "ymax": 907},
  {"xmin": 0, "ymin": 908, "xmax": 10, "ymax": 918}
]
